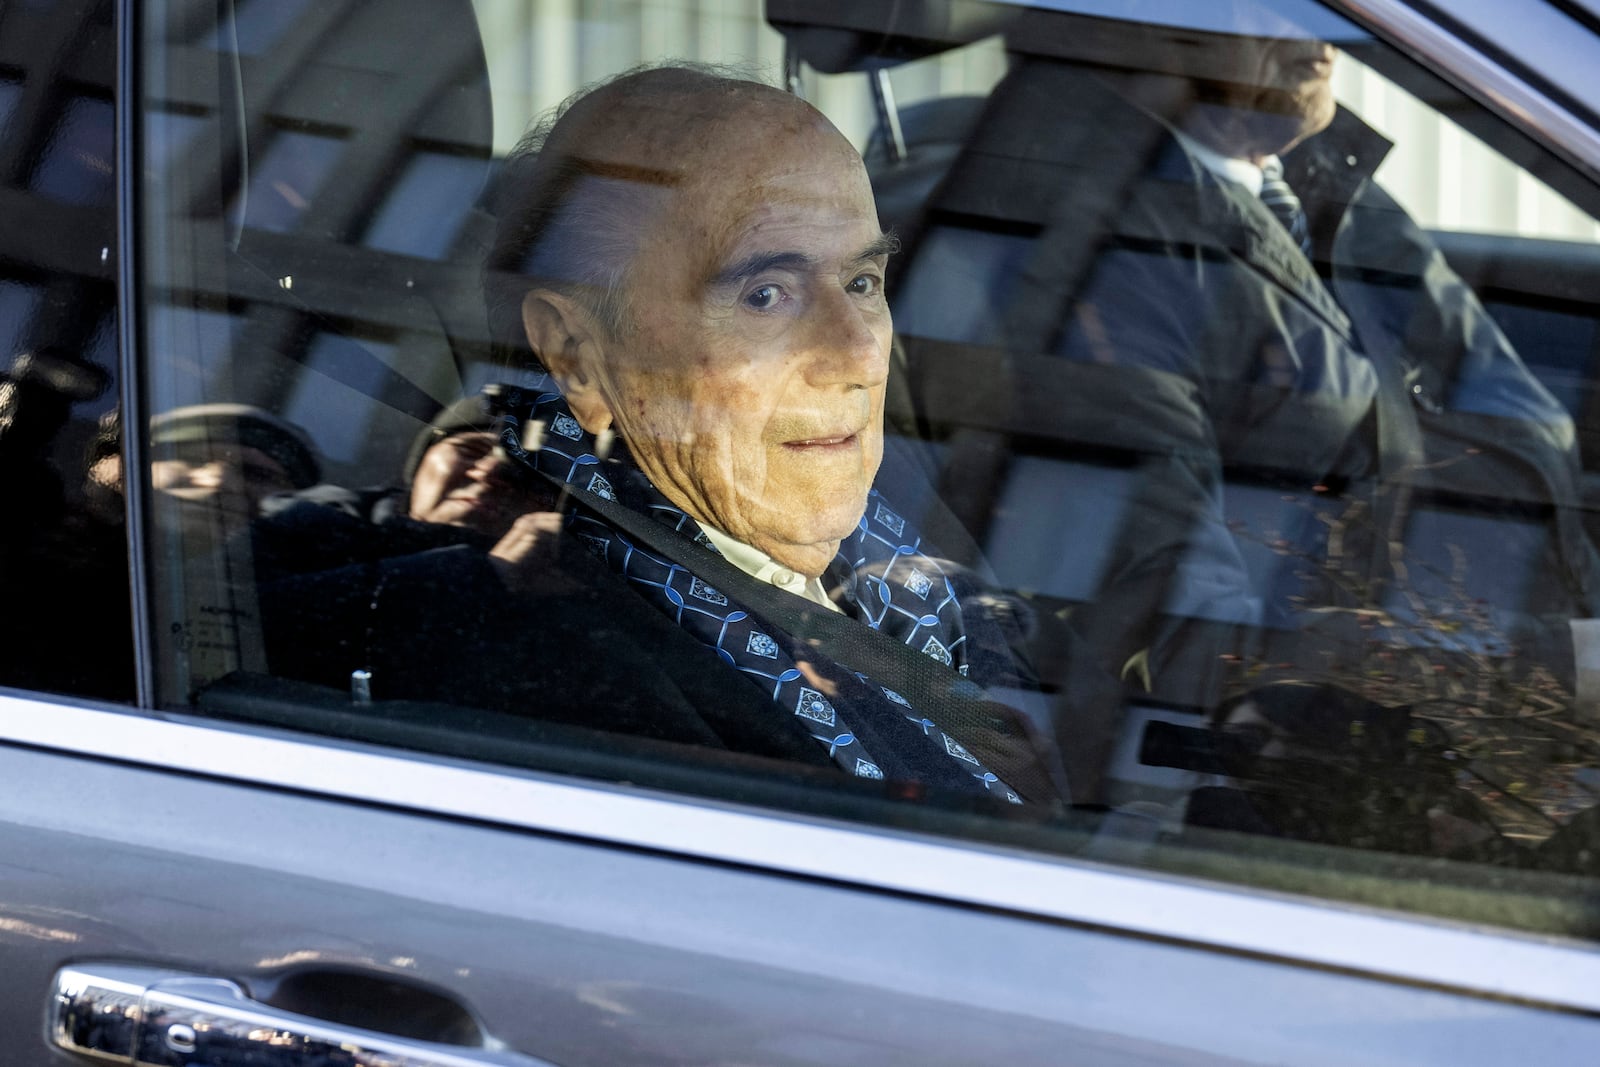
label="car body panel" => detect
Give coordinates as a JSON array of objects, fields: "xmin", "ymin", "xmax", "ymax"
[{"xmin": 6, "ymin": 695, "xmax": 1600, "ymax": 1064}]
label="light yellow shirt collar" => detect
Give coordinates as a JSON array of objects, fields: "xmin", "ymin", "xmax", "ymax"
[{"xmin": 700, "ymin": 527, "xmax": 843, "ymax": 614}]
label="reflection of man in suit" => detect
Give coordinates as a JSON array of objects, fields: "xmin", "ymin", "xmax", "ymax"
[
  {"xmin": 472, "ymin": 66, "xmax": 1065, "ymax": 804},
  {"xmin": 905, "ymin": 7, "xmax": 1599, "ymax": 720}
]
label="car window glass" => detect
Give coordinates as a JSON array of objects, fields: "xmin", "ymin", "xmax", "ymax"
[
  {"xmin": 1331, "ymin": 54, "xmax": 1599, "ymax": 240},
  {"xmin": 137, "ymin": 0, "xmax": 1600, "ymax": 938},
  {"xmin": 0, "ymin": 0, "xmax": 131, "ymax": 702}
]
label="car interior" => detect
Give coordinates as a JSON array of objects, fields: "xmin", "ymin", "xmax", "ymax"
[{"xmin": 13, "ymin": 0, "xmax": 1600, "ymax": 941}]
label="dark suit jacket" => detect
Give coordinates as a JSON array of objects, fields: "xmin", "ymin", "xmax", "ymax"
[
  {"xmin": 256, "ymin": 503, "xmax": 836, "ymax": 767},
  {"xmin": 895, "ymin": 57, "xmax": 1597, "ymax": 712}
]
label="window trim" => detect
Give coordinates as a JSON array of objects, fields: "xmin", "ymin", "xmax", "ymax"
[
  {"xmin": 5, "ymin": 691, "xmax": 1600, "ymax": 1016},
  {"xmin": 1345, "ymin": 0, "xmax": 1600, "ymax": 181},
  {"xmin": 114, "ymin": 0, "xmax": 154, "ymax": 708}
]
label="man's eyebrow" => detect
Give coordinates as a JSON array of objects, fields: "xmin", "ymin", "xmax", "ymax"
[
  {"xmin": 709, "ymin": 251, "xmax": 815, "ymax": 289},
  {"xmin": 708, "ymin": 232, "xmax": 900, "ymax": 290},
  {"xmin": 855, "ymin": 232, "xmax": 900, "ymax": 261}
]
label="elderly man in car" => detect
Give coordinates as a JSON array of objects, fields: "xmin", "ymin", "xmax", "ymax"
[{"xmin": 482, "ymin": 66, "xmax": 1064, "ymax": 805}]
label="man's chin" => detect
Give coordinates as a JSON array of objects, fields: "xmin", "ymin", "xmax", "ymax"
[{"xmin": 760, "ymin": 512, "xmax": 868, "ymax": 576}]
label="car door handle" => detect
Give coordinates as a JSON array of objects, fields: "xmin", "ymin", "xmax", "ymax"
[{"xmin": 52, "ymin": 964, "xmax": 561, "ymax": 1066}]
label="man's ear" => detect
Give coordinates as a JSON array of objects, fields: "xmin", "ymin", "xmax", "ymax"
[{"xmin": 522, "ymin": 289, "xmax": 614, "ymax": 433}]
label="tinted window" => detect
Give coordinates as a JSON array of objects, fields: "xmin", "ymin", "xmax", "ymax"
[
  {"xmin": 137, "ymin": 0, "xmax": 1600, "ymax": 936},
  {"xmin": 0, "ymin": 0, "xmax": 131, "ymax": 701}
]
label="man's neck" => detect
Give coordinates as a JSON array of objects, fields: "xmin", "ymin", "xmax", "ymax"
[
  {"xmin": 699, "ymin": 526, "xmax": 843, "ymax": 613},
  {"xmin": 1177, "ymin": 103, "xmax": 1290, "ymax": 168}
]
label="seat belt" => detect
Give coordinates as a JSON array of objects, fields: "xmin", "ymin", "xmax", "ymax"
[{"xmin": 528, "ymin": 468, "xmax": 1068, "ymax": 808}]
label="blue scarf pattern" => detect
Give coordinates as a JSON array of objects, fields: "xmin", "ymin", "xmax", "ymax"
[{"xmin": 494, "ymin": 379, "xmax": 1022, "ymax": 804}]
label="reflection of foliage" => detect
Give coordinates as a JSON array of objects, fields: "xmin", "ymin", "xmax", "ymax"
[{"xmin": 1218, "ymin": 490, "xmax": 1599, "ymax": 842}]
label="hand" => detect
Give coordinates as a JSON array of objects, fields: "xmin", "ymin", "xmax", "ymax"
[{"xmin": 488, "ymin": 511, "xmax": 565, "ymax": 594}]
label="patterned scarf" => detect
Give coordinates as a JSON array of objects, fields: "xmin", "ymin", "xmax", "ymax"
[{"xmin": 493, "ymin": 378, "xmax": 1023, "ymax": 804}]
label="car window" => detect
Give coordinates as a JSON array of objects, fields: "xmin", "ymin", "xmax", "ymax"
[
  {"xmin": 134, "ymin": 0, "xmax": 1600, "ymax": 938},
  {"xmin": 0, "ymin": 0, "xmax": 132, "ymax": 702}
]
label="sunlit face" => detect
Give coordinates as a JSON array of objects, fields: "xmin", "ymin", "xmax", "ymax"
[
  {"xmin": 408, "ymin": 430, "xmax": 546, "ymax": 538},
  {"xmin": 1185, "ymin": 8, "xmax": 1339, "ymax": 160},
  {"xmin": 151, "ymin": 442, "xmax": 295, "ymax": 517},
  {"xmin": 548, "ymin": 97, "xmax": 893, "ymax": 577},
  {"xmin": 1224, "ymin": 36, "xmax": 1337, "ymax": 153},
  {"xmin": 150, "ymin": 441, "xmax": 297, "ymax": 542}
]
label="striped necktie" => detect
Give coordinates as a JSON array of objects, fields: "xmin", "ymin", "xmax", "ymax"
[{"xmin": 1259, "ymin": 156, "xmax": 1312, "ymax": 257}]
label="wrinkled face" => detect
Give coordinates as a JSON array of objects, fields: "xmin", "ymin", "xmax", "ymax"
[
  {"xmin": 408, "ymin": 430, "xmax": 547, "ymax": 538},
  {"xmin": 556, "ymin": 101, "xmax": 893, "ymax": 577}
]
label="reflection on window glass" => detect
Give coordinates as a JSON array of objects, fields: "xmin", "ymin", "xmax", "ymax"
[
  {"xmin": 146, "ymin": 307, "xmax": 240, "ymax": 414},
  {"xmin": 31, "ymin": 96, "xmax": 114, "ymax": 205},
  {"xmin": 144, "ymin": 110, "xmax": 210, "ymax": 181},
  {"xmin": 205, "ymin": 0, "xmax": 315, "ymax": 55},
  {"xmin": 459, "ymin": 361, "xmax": 540, "ymax": 397},
  {"xmin": 139, "ymin": 0, "xmax": 1600, "ymax": 942},
  {"xmin": 985, "ymin": 459, "xmax": 1131, "ymax": 602},
  {"xmin": 1486, "ymin": 301, "xmax": 1600, "ymax": 423},
  {"xmin": 0, "ymin": 81, "xmax": 21, "ymax": 139},
  {"xmin": 0, "ymin": 282, "xmax": 40, "ymax": 361},
  {"xmin": 229, "ymin": 129, "xmax": 344, "ymax": 234},
  {"xmin": 1, "ymin": 0, "xmax": 127, "ymax": 702},
  {"xmin": 1333, "ymin": 57, "xmax": 1600, "ymax": 241},
  {"xmin": 282, "ymin": 334, "xmax": 398, "ymax": 466},
  {"xmin": 361, "ymin": 152, "xmax": 485, "ymax": 259},
  {"xmin": 1386, "ymin": 509, "xmax": 1548, "ymax": 644}
]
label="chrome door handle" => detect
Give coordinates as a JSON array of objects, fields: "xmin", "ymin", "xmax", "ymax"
[{"xmin": 52, "ymin": 964, "xmax": 561, "ymax": 1066}]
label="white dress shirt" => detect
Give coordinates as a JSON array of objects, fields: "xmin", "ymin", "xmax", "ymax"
[
  {"xmin": 700, "ymin": 526, "xmax": 844, "ymax": 614},
  {"xmin": 1171, "ymin": 127, "xmax": 1270, "ymax": 194}
]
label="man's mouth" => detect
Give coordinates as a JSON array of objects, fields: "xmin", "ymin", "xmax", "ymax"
[{"xmin": 783, "ymin": 431, "xmax": 859, "ymax": 451}]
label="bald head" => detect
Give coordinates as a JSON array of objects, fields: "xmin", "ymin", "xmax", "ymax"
[
  {"xmin": 486, "ymin": 66, "xmax": 846, "ymax": 356},
  {"xmin": 546, "ymin": 67, "xmax": 806, "ymax": 179},
  {"xmin": 489, "ymin": 63, "xmax": 894, "ymax": 577}
]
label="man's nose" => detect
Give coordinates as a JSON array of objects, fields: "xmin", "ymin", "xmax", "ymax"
[{"xmin": 801, "ymin": 286, "xmax": 889, "ymax": 389}]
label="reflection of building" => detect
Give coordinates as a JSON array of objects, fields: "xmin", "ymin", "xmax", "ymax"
[
  {"xmin": 137, "ymin": 0, "xmax": 1002, "ymax": 491},
  {"xmin": 144, "ymin": 0, "xmax": 501, "ymax": 486}
]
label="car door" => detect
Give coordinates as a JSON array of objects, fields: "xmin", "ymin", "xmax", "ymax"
[{"xmin": 8, "ymin": 0, "xmax": 1600, "ymax": 1065}]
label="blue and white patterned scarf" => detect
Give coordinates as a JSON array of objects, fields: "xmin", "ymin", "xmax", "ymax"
[{"xmin": 492, "ymin": 378, "xmax": 1024, "ymax": 804}]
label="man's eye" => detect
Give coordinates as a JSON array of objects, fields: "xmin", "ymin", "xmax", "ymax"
[
  {"xmin": 847, "ymin": 273, "xmax": 880, "ymax": 296},
  {"xmin": 745, "ymin": 284, "xmax": 781, "ymax": 310}
]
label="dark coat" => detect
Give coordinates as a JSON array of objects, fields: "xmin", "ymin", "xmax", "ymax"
[
  {"xmin": 253, "ymin": 496, "xmax": 835, "ymax": 764},
  {"xmin": 252, "ymin": 491, "xmax": 1065, "ymax": 799},
  {"xmin": 897, "ymin": 59, "xmax": 1597, "ymax": 711}
]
